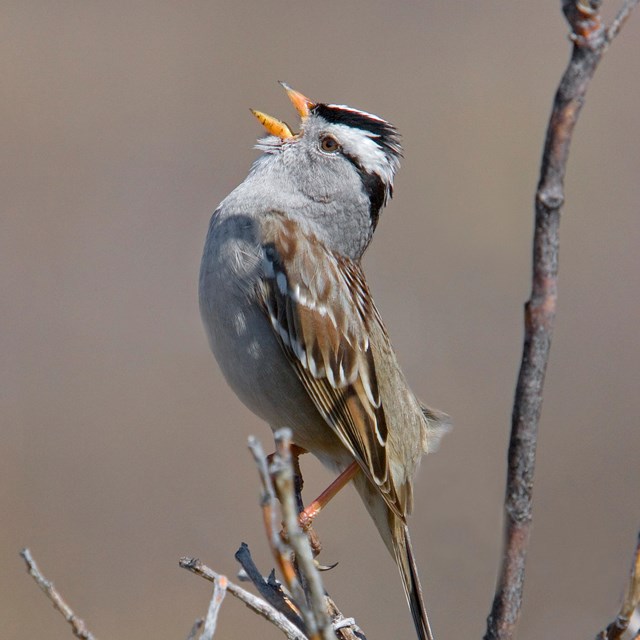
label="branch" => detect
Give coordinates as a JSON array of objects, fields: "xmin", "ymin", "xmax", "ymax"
[
  {"xmin": 179, "ymin": 556, "xmax": 307, "ymax": 640},
  {"xmin": 596, "ymin": 531, "xmax": 640, "ymax": 640},
  {"xmin": 272, "ymin": 429, "xmax": 336, "ymax": 640},
  {"xmin": 233, "ymin": 541, "xmax": 364, "ymax": 640},
  {"xmin": 200, "ymin": 573, "xmax": 228, "ymax": 640},
  {"xmin": 181, "ymin": 430, "xmax": 366, "ymax": 639},
  {"xmin": 607, "ymin": 0, "xmax": 640, "ymax": 40},
  {"xmin": 20, "ymin": 548, "xmax": 98, "ymax": 640},
  {"xmin": 247, "ymin": 435, "xmax": 307, "ymax": 609},
  {"xmin": 234, "ymin": 542, "xmax": 306, "ymax": 631},
  {"xmin": 484, "ymin": 2, "xmax": 638, "ymax": 639}
]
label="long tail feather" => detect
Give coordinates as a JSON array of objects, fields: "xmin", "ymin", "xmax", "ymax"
[
  {"xmin": 352, "ymin": 472, "xmax": 435, "ymax": 640},
  {"xmin": 395, "ymin": 523, "xmax": 434, "ymax": 640}
]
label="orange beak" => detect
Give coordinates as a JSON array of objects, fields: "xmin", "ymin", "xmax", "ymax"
[
  {"xmin": 279, "ymin": 82, "xmax": 314, "ymax": 119},
  {"xmin": 251, "ymin": 83, "xmax": 315, "ymax": 140},
  {"xmin": 249, "ymin": 109, "xmax": 294, "ymax": 139}
]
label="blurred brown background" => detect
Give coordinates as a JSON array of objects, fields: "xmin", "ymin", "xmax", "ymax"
[{"xmin": 2, "ymin": 2, "xmax": 639, "ymax": 638}]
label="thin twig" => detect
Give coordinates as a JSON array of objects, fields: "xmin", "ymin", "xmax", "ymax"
[
  {"xmin": 325, "ymin": 596, "xmax": 367, "ymax": 640},
  {"xmin": 179, "ymin": 557, "xmax": 307, "ymax": 640},
  {"xmin": 184, "ymin": 433, "xmax": 366, "ymax": 640},
  {"xmin": 20, "ymin": 548, "xmax": 97, "ymax": 640},
  {"xmin": 245, "ymin": 433, "xmax": 366, "ymax": 639},
  {"xmin": 607, "ymin": 0, "xmax": 640, "ymax": 40},
  {"xmin": 200, "ymin": 574, "xmax": 228, "ymax": 640},
  {"xmin": 484, "ymin": 2, "xmax": 638, "ymax": 639},
  {"xmin": 595, "ymin": 531, "xmax": 640, "ymax": 640},
  {"xmin": 248, "ymin": 436, "xmax": 302, "ymax": 596},
  {"xmin": 272, "ymin": 428, "xmax": 336, "ymax": 640}
]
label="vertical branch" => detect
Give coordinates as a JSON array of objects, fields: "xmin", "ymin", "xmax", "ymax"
[
  {"xmin": 247, "ymin": 436, "xmax": 304, "ymax": 599},
  {"xmin": 272, "ymin": 429, "xmax": 336, "ymax": 640},
  {"xmin": 200, "ymin": 575, "xmax": 228, "ymax": 640},
  {"xmin": 484, "ymin": 2, "xmax": 637, "ymax": 639}
]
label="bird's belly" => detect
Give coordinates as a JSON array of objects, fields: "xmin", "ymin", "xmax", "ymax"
[{"xmin": 201, "ymin": 290, "xmax": 346, "ymax": 467}]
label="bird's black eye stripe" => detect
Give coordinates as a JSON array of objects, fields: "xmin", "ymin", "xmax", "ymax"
[{"xmin": 341, "ymin": 152, "xmax": 387, "ymax": 231}]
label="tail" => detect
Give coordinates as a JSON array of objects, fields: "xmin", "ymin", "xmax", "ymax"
[
  {"xmin": 394, "ymin": 521, "xmax": 434, "ymax": 640},
  {"xmin": 352, "ymin": 472, "xmax": 435, "ymax": 640}
]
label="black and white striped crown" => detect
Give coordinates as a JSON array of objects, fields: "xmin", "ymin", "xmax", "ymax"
[{"xmin": 311, "ymin": 103, "xmax": 402, "ymax": 165}]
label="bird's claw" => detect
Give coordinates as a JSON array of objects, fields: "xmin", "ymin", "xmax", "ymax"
[{"xmin": 315, "ymin": 559, "xmax": 339, "ymax": 572}]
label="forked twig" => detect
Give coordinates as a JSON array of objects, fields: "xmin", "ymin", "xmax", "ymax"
[
  {"xmin": 182, "ymin": 430, "xmax": 366, "ymax": 639},
  {"xmin": 484, "ymin": 2, "xmax": 638, "ymax": 639},
  {"xmin": 180, "ymin": 556, "xmax": 307, "ymax": 640}
]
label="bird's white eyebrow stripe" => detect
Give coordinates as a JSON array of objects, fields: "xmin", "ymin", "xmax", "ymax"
[{"xmin": 325, "ymin": 104, "xmax": 387, "ymax": 123}]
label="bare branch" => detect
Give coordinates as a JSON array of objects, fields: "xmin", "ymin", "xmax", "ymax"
[
  {"xmin": 249, "ymin": 432, "xmax": 367, "ymax": 639},
  {"xmin": 179, "ymin": 557, "xmax": 307, "ymax": 640},
  {"xmin": 607, "ymin": 0, "xmax": 640, "ymax": 40},
  {"xmin": 596, "ymin": 531, "xmax": 640, "ymax": 640},
  {"xmin": 248, "ymin": 435, "xmax": 305, "ymax": 604},
  {"xmin": 20, "ymin": 548, "xmax": 97, "ymax": 640},
  {"xmin": 199, "ymin": 574, "xmax": 227, "ymax": 640},
  {"xmin": 484, "ymin": 3, "xmax": 638, "ymax": 639},
  {"xmin": 183, "ymin": 431, "xmax": 368, "ymax": 639},
  {"xmin": 272, "ymin": 429, "xmax": 336, "ymax": 640},
  {"xmin": 326, "ymin": 597, "xmax": 367, "ymax": 640},
  {"xmin": 235, "ymin": 542, "xmax": 306, "ymax": 631}
]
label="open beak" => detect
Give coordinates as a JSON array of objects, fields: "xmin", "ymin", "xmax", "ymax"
[
  {"xmin": 279, "ymin": 82, "xmax": 314, "ymax": 118},
  {"xmin": 249, "ymin": 109, "xmax": 294, "ymax": 139},
  {"xmin": 251, "ymin": 83, "xmax": 315, "ymax": 140}
]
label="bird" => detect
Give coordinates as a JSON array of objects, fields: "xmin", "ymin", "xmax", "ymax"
[{"xmin": 199, "ymin": 83, "xmax": 449, "ymax": 640}]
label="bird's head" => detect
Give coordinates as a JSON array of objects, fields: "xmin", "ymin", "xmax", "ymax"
[{"xmin": 249, "ymin": 83, "xmax": 402, "ymax": 256}]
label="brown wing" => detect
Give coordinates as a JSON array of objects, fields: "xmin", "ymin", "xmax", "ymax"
[{"xmin": 256, "ymin": 213, "xmax": 403, "ymax": 516}]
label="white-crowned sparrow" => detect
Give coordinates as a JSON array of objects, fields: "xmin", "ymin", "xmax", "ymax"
[{"xmin": 199, "ymin": 83, "xmax": 449, "ymax": 640}]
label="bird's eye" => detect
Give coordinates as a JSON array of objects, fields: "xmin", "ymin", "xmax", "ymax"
[{"xmin": 319, "ymin": 135, "xmax": 340, "ymax": 153}]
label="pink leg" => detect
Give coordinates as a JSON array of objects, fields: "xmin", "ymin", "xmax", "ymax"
[{"xmin": 299, "ymin": 462, "xmax": 360, "ymax": 531}]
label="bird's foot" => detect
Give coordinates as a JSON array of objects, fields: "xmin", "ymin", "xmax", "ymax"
[
  {"xmin": 279, "ymin": 519, "xmax": 323, "ymax": 557},
  {"xmin": 304, "ymin": 523, "xmax": 323, "ymax": 557}
]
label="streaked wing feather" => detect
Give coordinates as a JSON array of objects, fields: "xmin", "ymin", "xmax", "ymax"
[{"xmin": 257, "ymin": 214, "xmax": 401, "ymax": 515}]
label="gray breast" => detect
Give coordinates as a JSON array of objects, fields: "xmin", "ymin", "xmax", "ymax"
[{"xmin": 198, "ymin": 209, "xmax": 324, "ymax": 438}]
